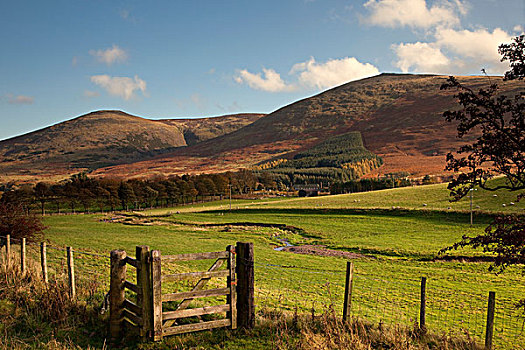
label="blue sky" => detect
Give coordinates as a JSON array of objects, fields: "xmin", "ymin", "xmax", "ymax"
[{"xmin": 1, "ymin": 0, "xmax": 523, "ymax": 140}]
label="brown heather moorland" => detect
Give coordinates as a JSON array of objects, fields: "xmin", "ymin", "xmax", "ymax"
[{"xmin": 1, "ymin": 73, "xmax": 524, "ymax": 181}]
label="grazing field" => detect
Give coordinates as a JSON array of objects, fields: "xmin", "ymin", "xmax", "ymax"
[{"xmin": 33, "ymin": 182, "xmax": 525, "ymax": 348}]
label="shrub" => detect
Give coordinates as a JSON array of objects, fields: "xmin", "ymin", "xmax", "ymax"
[{"xmin": 0, "ymin": 202, "xmax": 46, "ymax": 242}]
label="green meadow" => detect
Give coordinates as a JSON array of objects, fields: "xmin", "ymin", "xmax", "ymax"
[{"xmin": 37, "ymin": 181, "xmax": 525, "ymax": 348}]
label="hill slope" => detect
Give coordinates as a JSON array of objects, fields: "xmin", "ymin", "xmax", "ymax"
[
  {"xmin": 0, "ymin": 111, "xmax": 264, "ymax": 179},
  {"xmin": 2, "ymin": 73, "xmax": 523, "ymax": 181},
  {"xmin": 159, "ymin": 113, "xmax": 264, "ymax": 146},
  {"xmin": 97, "ymin": 73, "xmax": 524, "ymax": 178}
]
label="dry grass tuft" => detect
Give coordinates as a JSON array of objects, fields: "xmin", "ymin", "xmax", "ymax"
[
  {"xmin": 0, "ymin": 252, "xmax": 108, "ymax": 349},
  {"xmin": 253, "ymin": 307, "xmax": 483, "ymax": 350}
]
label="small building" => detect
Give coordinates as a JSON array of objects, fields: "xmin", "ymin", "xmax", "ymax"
[{"xmin": 294, "ymin": 184, "xmax": 320, "ymax": 197}]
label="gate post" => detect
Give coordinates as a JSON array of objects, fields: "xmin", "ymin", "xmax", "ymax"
[
  {"xmin": 110, "ymin": 250, "xmax": 127, "ymax": 343},
  {"xmin": 151, "ymin": 250, "xmax": 163, "ymax": 341},
  {"xmin": 227, "ymin": 245, "xmax": 237, "ymax": 329},
  {"xmin": 236, "ymin": 242, "xmax": 254, "ymax": 329},
  {"xmin": 136, "ymin": 246, "xmax": 152, "ymax": 340}
]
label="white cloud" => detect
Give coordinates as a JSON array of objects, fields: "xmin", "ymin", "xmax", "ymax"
[
  {"xmin": 392, "ymin": 42, "xmax": 453, "ymax": 73},
  {"xmin": 119, "ymin": 9, "xmax": 130, "ymax": 20},
  {"xmin": 89, "ymin": 45, "xmax": 128, "ymax": 65},
  {"xmin": 83, "ymin": 90, "xmax": 100, "ymax": 98},
  {"xmin": 5, "ymin": 94, "xmax": 34, "ymax": 105},
  {"xmin": 392, "ymin": 27, "xmax": 514, "ymax": 75},
  {"xmin": 90, "ymin": 75, "xmax": 147, "ymax": 100},
  {"xmin": 513, "ymin": 25, "xmax": 524, "ymax": 33},
  {"xmin": 290, "ymin": 57, "xmax": 380, "ymax": 90},
  {"xmin": 362, "ymin": 0, "xmax": 464, "ymax": 29},
  {"xmin": 235, "ymin": 57, "xmax": 379, "ymax": 92},
  {"xmin": 435, "ymin": 27, "xmax": 512, "ymax": 62},
  {"xmin": 234, "ymin": 68, "xmax": 294, "ymax": 92}
]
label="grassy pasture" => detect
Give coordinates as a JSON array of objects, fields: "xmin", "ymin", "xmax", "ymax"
[
  {"xmin": 251, "ymin": 181, "xmax": 524, "ymax": 213},
  {"xmin": 38, "ymin": 182, "xmax": 525, "ymax": 348}
]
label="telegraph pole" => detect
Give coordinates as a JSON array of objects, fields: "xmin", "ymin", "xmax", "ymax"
[
  {"xmin": 229, "ymin": 184, "xmax": 232, "ymax": 211},
  {"xmin": 469, "ymin": 188, "xmax": 476, "ymax": 226}
]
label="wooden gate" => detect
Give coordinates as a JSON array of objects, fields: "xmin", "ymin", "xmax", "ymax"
[
  {"xmin": 110, "ymin": 244, "xmax": 243, "ymax": 343},
  {"xmin": 151, "ymin": 246, "xmax": 237, "ymax": 340}
]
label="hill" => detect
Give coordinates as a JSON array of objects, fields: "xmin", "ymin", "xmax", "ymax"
[
  {"xmin": 0, "ymin": 111, "xmax": 264, "ymax": 181},
  {"xmin": 95, "ymin": 73, "xmax": 525, "ymax": 178},
  {"xmin": 1, "ymin": 73, "xmax": 523, "ymax": 181},
  {"xmin": 159, "ymin": 113, "xmax": 264, "ymax": 146}
]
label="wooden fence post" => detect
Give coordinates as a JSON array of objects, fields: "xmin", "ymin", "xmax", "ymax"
[
  {"xmin": 136, "ymin": 245, "xmax": 152, "ymax": 340},
  {"xmin": 110, "ymin": 250, "xmax": 127, "ymax": 344},
  {"xmin": 151, "ymin": 250, "xmax": 163, "ymax": 341},
  {"xmin": 236, "ymin": 242, "xmax": 254, "ymax": 329},
  {"xmin": 6, "ymin": 235, "xmax": 10, "ymax": 266},
  {"xmin": 20, "ymin": 238, "xmax": 26, "ymax": 275},
  {"xmin": 41, "ymin": 242, "xmax": 48, "ymax": 283},
  {"xmin": 66, "ymin": 247, "xmax": 76, "ymax": 298},
  {"xmin": 485, "ymin": 291, "xmax": 496, "ymax": 350},
  {"xmin": 227, "ymin": 245, "xmax": 237, "ymax": 329},
  {"xmin": 420, "ymin": 277, "xmax": 427, "ymax": 331},
  {"xmin": 343, "ymin": 261, "xmax": 354, "ymax": 322}
]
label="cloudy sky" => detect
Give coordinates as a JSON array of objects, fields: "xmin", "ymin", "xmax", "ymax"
[{"xmin": 1, "ymin": 0, "xmax": 523, "ymax": 140}]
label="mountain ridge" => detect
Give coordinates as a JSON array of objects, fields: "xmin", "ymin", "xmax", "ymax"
[{"xmin": 1, "ymin": 73, "xmax": 523, "ymax": 182}]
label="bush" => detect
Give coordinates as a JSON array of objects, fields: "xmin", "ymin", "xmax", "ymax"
[{"xmin": 0, "ymin": 202, "xmax": 46, "ymax": 242}]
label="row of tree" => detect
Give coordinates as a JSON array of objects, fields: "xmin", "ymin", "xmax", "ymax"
[
  {"xmin": 0, "ymin": 170, "xmax": 262, "ymax": 214},
  {"xmin": 329, "ymin": 175, "xmax": 412, "ymax": 194}
]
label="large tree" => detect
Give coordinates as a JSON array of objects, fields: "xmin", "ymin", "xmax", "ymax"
[{"xmin": 440, "ymin": 35, "xmax": 524, "ymax": 272}]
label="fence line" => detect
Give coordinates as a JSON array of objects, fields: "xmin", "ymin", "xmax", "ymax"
[
  {"xmin": 0, "ymin": 234, "xmax": 111, "ymax": 301},
  {"xmin": 1, "ymin": 234, "xmax": 523, "ymax": 348},
  {"xmin": 251, "ymin": 259, "xmax": 524, "ymax": 349}
]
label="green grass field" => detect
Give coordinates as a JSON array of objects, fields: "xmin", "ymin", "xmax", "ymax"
[{"xmin": 34, "ymin": 182, "xmax": 525, "ymax": 349}]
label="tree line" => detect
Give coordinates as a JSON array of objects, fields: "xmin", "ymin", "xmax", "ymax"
[
  {"xmin": 329, "ymin": 174, "xmax": 412, "ymax": 194},
  {"xmin": 0, "ymin": 170, "xmax": 263, "ymax": 215}
]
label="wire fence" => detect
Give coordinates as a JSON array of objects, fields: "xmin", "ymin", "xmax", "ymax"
[
  {"xmin": 0, "ymin": 234, "xmax": 111, "ymax": 301},
  {"xmin": 250, "ymin": 259, "xmax": 525, "ymax": 349},
  {"xmin": 1, "ymin": 235, "xmax": 524, "ymax": 348}
]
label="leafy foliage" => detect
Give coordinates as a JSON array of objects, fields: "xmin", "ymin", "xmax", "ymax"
[
  {"xmin": 500, "ymin": 34, "xmax": 525, "ymax": 81},
  {"xmin": 440, "ymin": 36, "xmax": 525, "ymax": 277},
  {"xmin": 440, "ymin": 76, "xmax": 524, "ymax": 200},
  {"xmin": 0, "ymin": 202, "xmax": 46, "ymax": 242},
  {"xmin": 442, "ymin": 215, "xmax": 525, "ymax": 273}
]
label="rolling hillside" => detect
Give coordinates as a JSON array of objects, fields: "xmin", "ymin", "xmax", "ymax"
[
  {"xmin": 0, "ymin": 111, "xmax": 264, "ymax": 180},
  {"xmin": 1, "ymin": 73, "xmax": 523, "ymax": 181},
  {"xmin": 160, "ymin": 113, "xmax": 264, "ymax": 146},
  {"xmin": 95, "ymin": 73, "xmax": 525, "ymax": 178}
]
